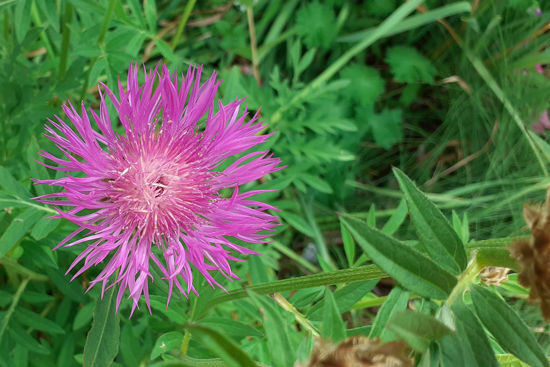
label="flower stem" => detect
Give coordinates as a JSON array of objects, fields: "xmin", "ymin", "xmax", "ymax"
[
  {"xmin": 171, "ymin": 0, "xmax": 196, "ymax": 50},
  {"xmin": 181, "ymin": 296, "xmax": 198, "ymax": 355}
]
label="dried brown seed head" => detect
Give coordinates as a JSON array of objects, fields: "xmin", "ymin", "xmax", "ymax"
[
  {"xmin": 299, "ymin": 336, "xmax": 414, "ymax": 367},
  {"xmin": 509, "ymin": 187, "xmax": 550, "ymax": 320}
]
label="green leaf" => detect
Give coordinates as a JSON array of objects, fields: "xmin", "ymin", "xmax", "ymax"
[
  {"xmin": 73, "ymin": 303, "xmax": 95, "ymax": 330},
  {"xmin": 14, "ymin": 0, "xmax": 32, "ymax": 43},
  {"xmin": 248, "ymin": 291, "xmax": 295, "ymax": 367},
  {"xmin": 299, "ymin": 173, "xmax": 333, "ymax": 194},
  {"xmin": 340, "ymin": 64, "xmax": 385, "ymax": 106},
  {"xmin": 341, "ymin": 214, "xmax": 457, "ymax": 299},
  {"xmin": 496, "ymin": 354, "xmax": 537, "ymax": 367},
  {"xmin": 341, "ymin": 221, "xmax": 355, "ymax": 267},
  {"xmin": 151, "ymin": 332, "xmax": 184, "ymax": 360},
  {"xmin": 279, "ymin": 211, "xmax": 315, "ymax": 237},
  {"xmin": 470, "ymin": 285, "xmax": 549, "ymax": 367},
  {"xmin": 31, "ymin": 217, "xmax": 60, "ymax": 240},
  {"xmin": 370, "ymin": 109, "xmax": 403, "ymax": 149},
  {"xmin": 186, "ymin": 324, "xmax": 257, "ymax": 367},
  {"xmin": 143, "ymin": 0, "xmax": 157, "ymax": 33},
  {"xmin": 369, "ymin": 287, "xmax": 409, "ymax": 338},
  {"xmin": 0, "ymin": 208, "xmax": 42, "ymax": 258},
  {"xmin": 387, "ymin": 311, "xmax": 453, "ymax": 352},
  {"xmin": 14, "ymin": 308, "xmax": 65, "ymax": 335},
  {"xmin": 83, "ymin": 288, "xmax": 121, "ymax": 367},
  {"xmin": 393, "ymin": 167, "xmax": 467, "ymax": 275},
  {"xmin": 0, "ymin": 166, "xmax": 31, "ymax": 199},
  {"xmin": 8, "ymin": 322, "xmax": 49, "ymax": 355},
  {"xmin": 308, "ymin": 281, "xmax": 377, "ymax": 320},
  {"xmin": 381, "ymin": 199, "xmax": 408, "ymax": 235},
  {"xmin": 449, "ymin": 301, "xmax": 500, "ymax": 367},
  {"xmin": 295, "ymin": 1, "xmax": 337, "ymax": 49},
  {"xmin": 386, "ymin": 45, "xmax": 437, "ymax": 84},
  {"xmin": 200, "ymin": 317, "xmax": 263, "ymax": 338},
  {"xmin": 321, "ymin": 289, "xmax": 346, "ymax": 342}
]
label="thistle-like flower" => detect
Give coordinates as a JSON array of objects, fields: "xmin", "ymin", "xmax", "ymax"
[{"xmin": 35, "ymin": 63, "xmax": 282, "ymax": 314}]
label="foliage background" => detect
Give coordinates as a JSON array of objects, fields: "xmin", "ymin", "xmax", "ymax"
[{"xmin": 0, "ymin": 0, "xmax": 549, "ymax": 366}]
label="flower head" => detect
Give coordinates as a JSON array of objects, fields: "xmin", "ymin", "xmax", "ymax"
[{"xmin": 35, "ymin": 63, "xmax": 282, "ymax": 314}]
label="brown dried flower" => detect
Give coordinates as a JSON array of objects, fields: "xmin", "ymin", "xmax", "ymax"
[
  {"xmin": 509, "ymin": 188, "xmax": 550, "ymax": 320},
  {"xmin": 479, "ymin": 266, "xmax": 510, "ymax": 286},
  {"xmin": 297, "ymin": 335, "xmax": 414, "ymax": 367}
]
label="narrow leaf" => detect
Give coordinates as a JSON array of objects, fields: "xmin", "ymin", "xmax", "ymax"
[
  {"xmin": 321, "ymin": 289, "xmax": 346, "ymax": 342},
  {"xmin": 83, "ymin": 288, "xmax": 121, "ymax": 367},
  {"xmin": 387, "ymin": 310, "xmax": 452, "ymax": 352},
  {"xmin": 186, "ymin": 324, "xmax": 257, "ymax": 367},
  {"xmin": 393, "ymin": 167, "xmax": 467, "ymax": 274},
  {"xmin": 470, "ymin": 285, "xmax": 548, "ymax": 367},
  {"xmin": 0, "ymin": 208, "xmax": 42, "ymax": 258},
  {"xmin": 369, "ymin": 287, "xmax": 409, "ymax": 338},
  {"xmin": 341, "ymin": 214, "xmax": 457, "ymax": 299},
  {"xmin": 248, "ymin": 291, "xmax": 295, "ymax": 367},
  {"xmin": 450, "ymin": 301, "xmax": 500, "ymax": 367}
]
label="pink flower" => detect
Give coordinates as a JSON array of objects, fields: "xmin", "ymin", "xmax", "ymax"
[{"xmin": 35, "ymin": 63, "xmax": 282, "ymax": 314}]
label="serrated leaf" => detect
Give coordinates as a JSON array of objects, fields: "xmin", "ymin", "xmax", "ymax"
[
  {"xmin": 321, "ymin": 289, "xmax": 346, "ymax": 342},
  {"xmin": 150, "ymin": 332, "xmax": 183, "ymax": 360},
  {"xmin": 370, "ymin": 109, "xmax": 403, "ymax": 149},
  {"xmin": 393, "ymin": 168, "xmax": 467, "ymax": 275},
  {"xmin": 295, "ymin": 1, "xmax": 337, "ymax": 49},
  {"xmin": 340, "ymin": 64, "xmax": 385, "ymax": 106},
  {"xmin": 470, "ymin": 285, "xmax": 548, "ymax": 367},
  {"xmin": 387, "ymin": 310, "xmax": 453, "ymax": 352},
  {"xmin": 369, "ymin": 287, "xmax": 409, "ymax": 338},
  {"xmin": 186, "ymin": 324, "xmax": 256, "ymax": 367},
  {"xmin": 386, "ymin": 45, "xmax": 437, "ymax": 84},
  {"xmin": 83, "ymin": 288, "xmax": 121, "ymax": 367},
  {"xmin": 341, "ymin": 214, "xmax": 457, "ymax": 299}
]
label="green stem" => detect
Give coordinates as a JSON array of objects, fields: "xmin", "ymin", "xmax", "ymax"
[
  {"xmin": 180, "ymin": 296, "xmax": 198, "ymax": 355},
  {"xmin": 170, "ymin": 0, "xmax": 196, "ymax": 50},
  {"xmin": 58, "ymin": 2, "xmax": 73, "ymax": 79},
  {"xmin": 269, "ymin": 0, "xmax": 423, "ymax": 124},
  {"xmin": 200, "ymin": 265, "xmax": 387, "ymax": 316},
  {"xmin": 446, "ymin": 255, "xmax": 482, "ymax": 305},
  {"xmin": 0, "ymin": 277, "xmax": 30, "ymax": 345}
]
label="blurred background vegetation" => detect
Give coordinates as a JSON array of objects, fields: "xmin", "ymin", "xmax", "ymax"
[{"xmin": 0, "ymin": 0, "xmax": 549, "ymax": 366}]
